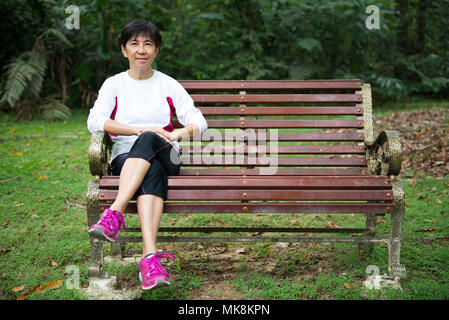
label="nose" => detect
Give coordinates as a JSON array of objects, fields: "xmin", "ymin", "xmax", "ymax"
[{"xmin": 137, "ymin": 44, "xmax": 146, "ymax": 54}]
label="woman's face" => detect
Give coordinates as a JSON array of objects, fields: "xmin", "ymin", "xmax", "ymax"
[{"xmin": 121, "ymin": 34, "xmax": 159, "ymax": 71}]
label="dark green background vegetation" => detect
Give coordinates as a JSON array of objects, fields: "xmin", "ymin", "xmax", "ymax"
[{"xmin": 1, "ymin": 0, "xmax": 448, "ymax": 119}]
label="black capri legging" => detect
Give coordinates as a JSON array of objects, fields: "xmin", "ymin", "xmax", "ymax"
[{"xmin": 111, "ymin": 131, "xmax": 181, "ymax": 201}]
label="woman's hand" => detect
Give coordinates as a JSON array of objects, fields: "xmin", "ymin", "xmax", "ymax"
[{"xmin": 137, "ymin": 127, "xmax": 174, "ymax": 144}]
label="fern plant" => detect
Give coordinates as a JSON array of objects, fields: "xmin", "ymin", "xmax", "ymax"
[
  {"xmin": 0, "ymin": 28, "xmax": 73, "ymax": 120},
  {"xmin": 0, "ymin": 46, "xmax": 47, "ymax": 108},
  {"xmin": 41, "ymin": 99, "xmax": 72, "ymax": 121}
]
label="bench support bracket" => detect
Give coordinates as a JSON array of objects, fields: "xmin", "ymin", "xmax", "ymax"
[
  {"xmin": 389, "ymin": 179, "xmax": 406, "ymax": 279},
  {"xmin": 87, "ymin": 179, "xmax": 104, "ymax": 277}
]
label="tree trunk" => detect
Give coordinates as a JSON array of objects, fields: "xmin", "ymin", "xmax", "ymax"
[
  {"xmin": 396, "ymin": 0, "xmax": 411, "ymax": 54},
  {"xmin": 416, "ymin": 0, "xmax": 427, "ymax": 53}
]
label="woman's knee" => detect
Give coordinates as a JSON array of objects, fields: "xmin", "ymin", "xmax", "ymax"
[
  {"xmin": 129, "ymin": 131, "xmax": 163, "ymax": 160},
  {"xmin": 138, "ymin": 159, "xmax": 168, "ymax": 199},
  {"xmin": 137, "ymin": 131, "xmax": 160, "ymax": 144},
  {"xmin": 146, "ymin": 159, "xmax": 167, "ymax": 179}
]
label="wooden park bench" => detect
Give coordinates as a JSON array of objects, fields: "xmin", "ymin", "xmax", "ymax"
[{"xmin": 86, "ymin": 79, "xmax": 406, "ymax": 280}]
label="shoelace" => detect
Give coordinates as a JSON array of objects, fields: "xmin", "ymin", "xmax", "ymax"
[
  {"xmin": 98, "ymin": 209, "xmax": 125, "ymax": 233},
  {"xmin": 143, "ymin": 252, "xmax": 176, "ymax": 280}
]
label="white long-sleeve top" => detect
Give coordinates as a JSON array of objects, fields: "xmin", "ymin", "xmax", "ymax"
[{"xmin": 87, "ymin": 70, "xmax": 208, "ymax": 163}]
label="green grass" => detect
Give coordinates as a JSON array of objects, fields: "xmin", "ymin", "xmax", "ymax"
[
  {"xmin": 376, "ymin": 96, "xmax": 449, "ymax": 115},
  {"xmin": 0, "ymin": 100, "xmax": 448, "ymax": 300}
]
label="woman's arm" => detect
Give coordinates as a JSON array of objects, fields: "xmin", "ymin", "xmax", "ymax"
[
  {"xmin": 105, "ymin": 118, "xmax": 189, "ymax": 144},
  {"xmin": 139, "ymin": 123, "xmax": 199, "ymax": 143},
  {"xmin": 171, "ymin": 123, "xmax": 200, "ymax": 142},
  {"xmin": 103, "ymin": 119, "xmax": 140, "ymax": 136}
]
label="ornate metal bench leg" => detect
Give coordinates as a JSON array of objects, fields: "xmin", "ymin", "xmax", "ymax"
[
  {"xmin": 359, "ymin": 212, "xmax": 376, "ymax": 256},
  {"xmin": 111, "ymin": 240, "xmax": 125, "ymax": 259},
  {"xmin": 86, "ymin": 179, "xmax": 103, "ymax": 277},
  {"xmin": 389, "ymin": 180, "xmax": 406, "ymax": 279},
  {"xmin": 88, "ymin": 238, "xmax": 104, "ymax": 277}
]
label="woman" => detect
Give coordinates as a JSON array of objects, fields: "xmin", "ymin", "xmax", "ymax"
[{"xmin": 87, "ymin": 19, "xmax": 208, "ymax": 290}]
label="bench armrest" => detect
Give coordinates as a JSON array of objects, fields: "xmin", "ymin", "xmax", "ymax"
[
  {"xmin": 89, "ymin": 131, "xmax": 113, "ymax": 177},
  {"xmin": 365, "ymin": 130, "xmax": 402, "ymax": 176}
]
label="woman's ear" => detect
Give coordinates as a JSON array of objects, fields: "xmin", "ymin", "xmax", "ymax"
[{"xmin": 121, "ymin": 44, "xmax": 128, "ymax": 58}]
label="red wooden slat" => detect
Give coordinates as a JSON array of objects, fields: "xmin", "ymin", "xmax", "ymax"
[
  {"xmin": 191, "ymin": 94, "xmax": 362, "ymax": 104},
  {"xmin": 167, "ymin": 189, "xmax": 392, "ymax": 201},
  {"xmin": 190, "ymin": 119, "xmax": 364, "ymax": 129},
  {"xmin": 183, "ymin": 132, "xmax": 363, "ymax": 141},
  {"xmin": 100, "ymin": 176, "xmax": 391, "ymax": 189},
  {"xmin": 274, "ymin": 132, "xmax": 364, "ymax": 141},
  {"xmin": 98, "ymin": 189, "xmax": 393, "ymax": 201},
  {"xmin": 178, "ymin": 168, "xmax": 369, "ymax": 175},
  {"xmin": 99, "ymin": 202, "xmax": 390, "ymax": 214},
  {"xmin": 178, "ymin": 156, "xmax": 367, "ymax": 166},
  {"xmin": 101, "ymin": 168, "xmax": 370, "ymax": 176},
  {"xmin": 178, "ymin": 145, "xmax": 365, "ymax": 155},
  {"xmin": 168, "ymin": 177, "xmax": 390, "ymax": 189},
  {"xmin": 179, "ymin": 80, "xmax": 362, "ymax": 91},
  {"xmin": 198, "ymin": 106, "xmax": 363, "ymax": 116}
]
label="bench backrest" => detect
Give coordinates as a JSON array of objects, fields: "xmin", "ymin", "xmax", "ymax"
[{"xmin": 176, "ymin": 80, "xmax": 373, "ymax": 177}]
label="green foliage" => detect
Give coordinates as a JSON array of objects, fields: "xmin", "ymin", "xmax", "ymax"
[
  {"xmin": 1, "ymin": 0, "xmax": 449, "ymax": 111},
  {"xmin": 41, "ymin": 99, "xmax": 72, "ymax": 121},
  {"xmin": 0, "ymin": 27, "xmax": 73, "ymax": 120},
  {"xmin": 0, "ymin": 50, "xmax": 47, "ymax": 108}
]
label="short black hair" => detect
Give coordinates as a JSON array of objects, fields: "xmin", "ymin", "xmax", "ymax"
[{"xmin": 118, "ymin": 19, "xmax": 162, "ymax": 49}]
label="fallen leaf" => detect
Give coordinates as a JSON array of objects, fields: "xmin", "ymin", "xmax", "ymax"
[
  {"xmin": 212, "ymin": 243, "xmax": 228, "ymax": 253},
  {"xmin": 416, "ymin": 228, "xmax": 437, "ymax": 232},
  {"xmin": 327, "ymin": 221, "xmax": 338, "ymax": 228},
  {"xmin": 41, "ymin": 280, "xmax": 63, "ymax": 290},
  {"xmin": 235, "ymin": 247, "xmax": 246, "ymax": 254},
  {"xmin": 15, "ymin": 280, "xmax": 63, "ymax": 300},
  {"xmin": 70, "ymin": 201, "xmax": 85, "ymax": 209},
  {"xmin": 15, "ymin": 203, "xmax": 24, "ymax": 207},
  {"xmin": 344, "ymin": 282, "xmax": 351, "ymax": 289},
  {"xmin": 17, "ymin": 285, "xmax": 41, "ymax": 300},
  {"xmin": 11, "ymin": 285, "xmax": 25, "ymax": 292},
  {"xmin": 51, "ymin": 259, "xmax": 58, "ymax": 267},
  {"xmin": 38, "ymin": 175, "xmax": 48, "ymax": 181},
  {"xmin": 277, "ymin": 242, "xmax": 289, "ymax": 248},
  {"xmin": 2, "ymin": 221, "xmax": 10, "ymax": 228}
]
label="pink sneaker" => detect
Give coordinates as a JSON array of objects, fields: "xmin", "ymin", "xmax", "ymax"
[
  {"xmin": 88, "ymin": 209, "xmax": 125, "ymax": 242},
  {"xmin": 139, "ymin": 252, "xmax": 176, "ymax": 290}
]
